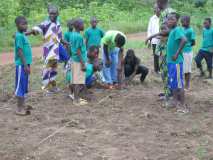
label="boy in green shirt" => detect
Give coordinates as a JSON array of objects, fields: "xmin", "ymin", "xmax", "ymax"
[
  {"xmin": 84, "ymin": 17, "xmax": 104, "ymax": 49},
  {"xmin": 70, "ymin": 18, "xmax": 88, "ymax": 105},
  {"xmin": 101, "ymin": 30, "xmax": 126, "ymax": 88},
  {"xmin": 167, "ymin": 14, "xmax": 187, "ymax": 112},
  {"xmin": 14, "ymin": 16, "xmax": 34, "ymax": 116},
  {"xmin": 181, "ymin": 16, "xmax": 196, "ymax": 90},
  {"xmin": 195, "ymin": 18, "xmax": 213, "ymax": 79}
]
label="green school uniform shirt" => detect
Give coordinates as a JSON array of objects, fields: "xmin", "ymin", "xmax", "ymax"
[
  {"xmin": 70, "ymin": 31, "xmax": 87, "ymax": 63},
  {"xmin": 201, "ymin": 28, "xmax": 213, "ymax": 53},
  {"xmin": 167, "ymin": 26, "xmax": 185, "ymax": 64},
  {"xmin": 84, "ymin": 27, "xmax": 104, "ymax": 49},
  {"xmin": 101, "ymin": 30, "xmax": 126, "ymax": 50},
  {"xmin": 14, "ymin": 31, "xmax": 32, "ymax": 65},
  {"xmin": 182, "ymin": 27, "xmax": 196, "ymax": 53}
]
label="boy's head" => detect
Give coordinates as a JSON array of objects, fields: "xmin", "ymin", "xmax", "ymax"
[
  {"xmin": 67, "ymin": 19, "xmax": 75, "ymax": 31},
  {"xmin": 88, "ymin": 46, "xmax": 99, "ymax": 60},
  {"xmin": 48, "ymin": 5, "xmax": 58, "ymax": 22},
  {"xmin": 74, "ymin": 18, "xmax": 84, "ymax": 31},
  {"xmin": 90, "ymin": 17, "xmax": 98, "ymax": 28},
  {"xmin": 15, "ymin": 16, "xmax": 28, "ymax": 32},
  {"xmin": 115, "ymin": 34, "xmax": 126, "ymax": 48},
  {"xmin": 154, "ymin": 4, "xmax": 161, "ymax": 17},
  {"xmin": 126, "ymin": 49, "xmax": 136, "ymax": 61},
  {"xmin": 204, "ymin": 18, "xmax": 211, "ymax": 29},
  {"xmin": 157, "ymin": 0, "xmax": 168, "ymax": 10},
  {"xmin": 181, "ymin": 16, "xmax": 190, "ymax": 28},
  {"xmin": 167, "ymin": 13, "xmax": 180, "ymax": 28}
]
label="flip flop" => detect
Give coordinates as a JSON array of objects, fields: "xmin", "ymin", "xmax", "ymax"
[{"xmin": 15, "ymin": 110, "xmax": 31, "ymax": 116}]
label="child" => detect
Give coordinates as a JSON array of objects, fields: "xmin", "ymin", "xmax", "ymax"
[
  {"xmin": 181, "ymin": 16, "xmax": 196, "ymax": 90},
  {"xmin": 167, "ymin": 14, "xmax": 187, "ymax": 112},
  {"xmin": 70, "ymin": 18, "xmax": 88, "ymax": 105},
  {"xmin": 147, "ymin": 4, "xmax": 161, "ymax": 73},
  {"xmin": 124, "ymin": 49, "xmax": 149, "ymax": 83},
  {"xmin": 86, "ymin": 46, "xmax": 100, "ymax": 88},
  {"xmin": 84, "ymin": 17, "xmax": 104, "ymax": 49},
  {"xmin": 64, "ymin": 19, "xmax": 75, "ymax": 84},
  {"xmin": 14, "ymin": 16, "xmax": 33, "ymax": 116},
  {"xmin": 32, "ymin": 5, "xmax": 68, "ymax": 93},
  {"xmin": 195, "ymin": 18, "xmax": 213, "ymax": 79},
  {"xmin": 101, "ymin": 30, "xmax": 126, "ymax": 88}
]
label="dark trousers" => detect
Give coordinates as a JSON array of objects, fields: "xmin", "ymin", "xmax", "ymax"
[
  {"xmin": 124, "ymin": 64, "xmax": 149, "ymax": 82},
  {"xmin": 152, "ymin": 44, "xmax": 159, "ymax": 72},
  {"xmin": 195, "ymin": 49, "xmax": 213, "ymax": 70}
]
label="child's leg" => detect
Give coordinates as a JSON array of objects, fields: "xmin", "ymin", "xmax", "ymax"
[
  {"xmin": 137, "ymin": 65, "xmax": 149, "ymax": 82},
  {"xmin": 204, "ymin": 52, "xmax": 213, "ymax": 78},
  {"xmin": 184, "ymin": 52, "xmax": 192, "ymax": 89},
  {"xmin": 184, "ymin": 73, "xmax": 190, "ymax": 89},
  {"xmin": 102, "ymin": 47, "xmax": 113, "ymax": 84},
  {"xmin": 15, "ymin": 65, "xmax": 30, "ymax": 115},
  {"xmin": 110, "ymin": 48, "xmax": 119, "ymax": 84},
  {"xmin": 195, "ymin": 50, "xmax": 205, "ymax": 76}
]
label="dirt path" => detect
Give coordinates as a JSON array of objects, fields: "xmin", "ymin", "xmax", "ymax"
[{"xmin": 0, "ymin": 32, "xmax": 147, "ymax": 66}]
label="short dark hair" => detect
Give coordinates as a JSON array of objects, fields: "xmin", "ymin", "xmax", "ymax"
[
  {"xmin": 67, "ymin": 19, "xmax": 75, "ymax": 28},
  {"xmin": 205, "ymin": 18, "xmax": 212, "ymax": 24},
  {"xmin": 181, "ymin": 16, "xmax": 190, "ymax": 22},
  {"xmin": 89, "ymin": 45, "xmax": 99, "ymax": 54},
  {"xmin": 115, "ymin": 34, "xmax": 126, "ymax": 47},
  {"xmin": 74, "ymin": 18, "xmax": 84, "ymax": 29},
  {"xmin": 15, "ymin": 16, "xmax": 26, "ymax": 25},
  {"xmin": 90, "ymin": 17, "xmax": 97, "ymax": 22}
]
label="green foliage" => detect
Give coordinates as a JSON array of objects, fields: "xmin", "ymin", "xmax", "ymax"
[{"xmin": 0, "ymin": 0, "xmax": 213, "ymax": 52}]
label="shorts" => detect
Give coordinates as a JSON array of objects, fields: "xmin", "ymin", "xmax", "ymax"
[
  {"xmin": 71, "ymin": 61, "xmax": 85, "ymax": 84},
  {"xmin": 183, "ymin": 51, "xmax": 193, "ymax": 73},
  {"xmin": 15, "ymin": 65, "xmax": 30, "ymax": 97},
  {"xmin": 168, "ymin": 63, "xmax": 184, "ymax": 90}
]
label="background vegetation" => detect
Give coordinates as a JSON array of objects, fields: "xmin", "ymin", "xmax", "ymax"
[{"xmin": 0, "ymin": 0, "xmax": 213, "ymax": 52}]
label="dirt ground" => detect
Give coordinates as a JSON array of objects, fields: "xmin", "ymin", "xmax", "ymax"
[{"xmin": 0, "ymin": 39, "xmax": 213, "ymax": 160}]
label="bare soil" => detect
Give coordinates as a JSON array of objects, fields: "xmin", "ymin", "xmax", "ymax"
[{"xmin": 0, "ymin": 33, "xmax": 213, "ymax": 160}]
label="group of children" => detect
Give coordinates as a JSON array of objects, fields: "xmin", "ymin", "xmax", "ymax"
[
  {"xmin": 146, "ymin": 0, "xmax": 213, "ymax": 113},
  {"xmin": 13, "ymin": 0, "xmax": 213, "ymax": 116},
  {"xmin": 14, "ymin": 5, "xmax": 149, "ymax": 115}
]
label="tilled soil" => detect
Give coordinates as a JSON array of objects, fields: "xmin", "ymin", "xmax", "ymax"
[{"xmin": 0, "ymin": 47, "xmax": 213, "ymax": 160}]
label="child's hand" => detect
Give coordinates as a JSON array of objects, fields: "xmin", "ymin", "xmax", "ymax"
[
  {"xmin": 172, "ymin": 54, "xmax": 178, "ymax": 61},
  {"xmin": 81, "ymin": 63, "xmax": 86, "ymax": 72},
  {"xmin": 24, "ymin": 65, "xmax": 31, "ymax": 74},
  {"xmin": 105, "ymin": 59, "xmax": 111, "ymax": 68}
]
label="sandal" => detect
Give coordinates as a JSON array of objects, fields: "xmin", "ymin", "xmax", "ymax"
[{"xmin": 15, "ymin": 110, "xmax": 31, "ymax": 116}]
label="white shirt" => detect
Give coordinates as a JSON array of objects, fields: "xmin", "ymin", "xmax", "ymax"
[{"xmin": 147, "ymin": 15, "xmax": 160, "ymax": 45}]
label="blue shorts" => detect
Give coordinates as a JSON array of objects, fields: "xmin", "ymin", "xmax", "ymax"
[
  {"xmin": 15, "ymin": 65, "xmax": 30, "ymax": 97},
  {"xmin": 168, "ymin": 63, "xmax": 184, "ymax": 90}
]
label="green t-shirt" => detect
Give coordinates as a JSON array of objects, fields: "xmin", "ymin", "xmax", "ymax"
[
  {"xmin": 14, "ymin": 31, "xmax": 32, "ymax": 65},
  {"xmin": 201, "ymin": 28, "xmax": 213, "ymax": 53},
  {"xmin": 167, "ymin": 26, "xmax": 185, "ymax": 64},
  {"xmin": 101, "ymin": 30, "xmax": 126, "ymax": 50},
  {"xmin": 183, "ymin": 27, "xmax": 196, "ymax": 53},
  {"xmin": 86, "ymin": 63, "xmax": 94, "ymax": 78},
  {"xmin": 84, "ymin": 27, "xmax": 104, "ymax": 49},
  {"xmin": 69, "ymin": 31, "xmax": 87, "ymax": 63}
]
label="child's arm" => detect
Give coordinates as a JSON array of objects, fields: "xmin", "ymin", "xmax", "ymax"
[
  {"xmin": 18, "ymin": 48, "xmax": 30, "ymax": 74},
  {"xmin": 172, "ymin": 37, "xmax": 187, "ymax": 61},
  {"xmin": 145, "ymin": 30, "xmax": 168, "ymax": 46},
  {"xmin": 77, "ymin": 48, "xmax": 86, "ymax": 71},
  {"xmin": 126, "ymin": 59, "xmax": 140, "ymax": 83}
]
